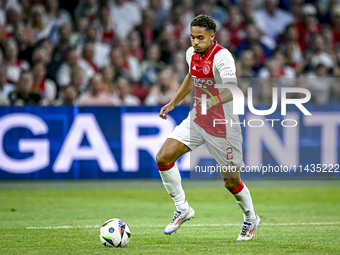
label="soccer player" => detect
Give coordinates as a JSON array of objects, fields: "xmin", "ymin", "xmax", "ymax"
[{"xmin": 156, "ymin": 15, "xmax": 260, "ymax": 241}]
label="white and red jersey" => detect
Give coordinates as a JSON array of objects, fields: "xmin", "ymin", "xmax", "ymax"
[
  {"xmin": 186, "ymin": 40, "xmax": 241, "ymax": 139},
  {"xmin": 6, "ymin": 60, "xmax": 30, "ymax": 84}
]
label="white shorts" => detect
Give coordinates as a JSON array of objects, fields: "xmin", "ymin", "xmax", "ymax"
[{"xmin": 168, "ymin": 115, "xmax": 245, "ymax": 169}]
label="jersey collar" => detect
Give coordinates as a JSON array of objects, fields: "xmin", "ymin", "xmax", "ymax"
[{"xmin": 194, "ymin": 40, "xmax": 218, "ymax": 61}]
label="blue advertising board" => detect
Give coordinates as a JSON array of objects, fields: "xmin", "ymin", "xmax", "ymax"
[{"xmin": 0, "ymin": 105, "xmax": 339, "ymax": 180}]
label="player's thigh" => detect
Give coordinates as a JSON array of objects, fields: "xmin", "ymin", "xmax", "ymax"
[
  {"xmin": 205, "ymin": 134, "xmax": 244, "ymax": 179},
  {"xmin": 157, "ymin": 115, "xmax": 205, "ymax": 165},
  {"xmin": 156, "ymin": 138, "xmax": 191, "ymax": 165},
  {"xmin": 168, "ymin": 114, "xmax": 205, "ymax": 151}
]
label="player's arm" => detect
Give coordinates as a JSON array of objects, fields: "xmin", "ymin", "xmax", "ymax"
[
  {"xmin": 212, "ymin": 81, "xmax": 236, "ymax": 105},
  {"xmin": 159, "ymin": 72, "xmax": 192, "ymax": 120},
  {"xmin": 195, "ymin": 81, "xmax": 236, "ymax": 110}
]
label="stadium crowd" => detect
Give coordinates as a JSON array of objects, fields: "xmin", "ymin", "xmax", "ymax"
[{"xmin": 0, "ymin": 0, "xmax": 340, "ymax": 106}]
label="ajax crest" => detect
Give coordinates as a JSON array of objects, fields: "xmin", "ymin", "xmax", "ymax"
[{"xmin": 203, "ymin": 65, "xmax": 210, "ymax": 75}]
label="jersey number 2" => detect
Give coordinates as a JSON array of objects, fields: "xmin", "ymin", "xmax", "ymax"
[{"xmin": 226, "ymin": 147, "xmax": 233, "ymax": 160}]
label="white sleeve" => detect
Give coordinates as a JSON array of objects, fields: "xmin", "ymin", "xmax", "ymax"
[
  {"xmin": 45, "ymin": 79, "xmax": 57, "ymax": 102},
  {"xmin": 185, "ymin": 47, "xmax": 194, "ymax": 68},
  {"xmin": 144, "ymin": 92, "xmax": 157, "ymax": 106},
  {"xmin": 128, "ymin": 56, "xmax": 141, "ymax": 82},
  {"xmin": 56, "ymin": 64, "xmax": 71, "ymax": 87},
  {"xmin": 21, "ymin": 60, "xmax": 30, "ymax": 70},
  {"xmin": 214, "ymin": 49, "xmax": 237, "ymax": 83}
]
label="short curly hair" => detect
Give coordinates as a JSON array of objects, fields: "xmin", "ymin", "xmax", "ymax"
[{"xmin": 191, "ymin": 15, "xmax": 217, "ymax": 33}]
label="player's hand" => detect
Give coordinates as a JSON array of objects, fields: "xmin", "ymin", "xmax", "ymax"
[
  {"xmin": 159, "ymin": 102, "xmax": 175, "ymax": 120},
  {"xmin": 194, "ymin": 96, "xmax": 215, "ymax": 111}
]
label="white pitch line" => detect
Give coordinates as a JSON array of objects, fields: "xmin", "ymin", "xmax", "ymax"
[{"xmin": 25, "ymin": 222, "xmax": 340, "ymax": 230}]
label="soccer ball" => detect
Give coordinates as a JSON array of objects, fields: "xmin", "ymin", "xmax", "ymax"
[{"xmin": 99, "ymin": 219, "xmax": 131, "ymax": 247}]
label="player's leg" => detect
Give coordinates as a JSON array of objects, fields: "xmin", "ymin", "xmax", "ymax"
[
  {"xmin": 156, "ymin": 116, "xmax": 204, "ymax": 234},
  {"xmin": 156, "ymin": 138, "xmax": 195, "ymax": 234},
  {"xmin": 156, "ymin": 137, "xmax": 191, "ymax": 213},
  {"xmin": 221, "ymin": 170, "xmax": 257, "ymax": 225},
  {"xmin": 205, "ymin": 134, "xmax": 260, "ymax": 240}
]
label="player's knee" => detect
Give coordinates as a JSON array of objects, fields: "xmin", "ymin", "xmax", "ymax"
[
  {"xmin": 156, "ymin": 150, "xmax": 174, "ymax": 166},
  {"xmin": 223, "ymin": 178, "xmax": 240, "ymax": 191}
]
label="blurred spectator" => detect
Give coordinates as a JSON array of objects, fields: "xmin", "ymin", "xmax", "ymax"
[
  {"xmin": 332, "ymin": 45, "xmax": 340, "ymax": 77},
  {"xmin": 84, "ymin": 24, "xmax": 111, "ymax": 69},
  {"xmin": 8, "ymin": 70, "xmax": 42, "ymax": 105},
  {"xmin": 74, "ymin": 0, "xmax": 98, "ymax": 22},
  {"xmin": 32, "ymin": 43, "xmax": 60, "ymax": 84},
  {"xmin": 253, "ymin": 0, "xmax": 294, "ymax": 40},
  {"xmin": 70, "ymin": 16, "xmax": 89, "ymax": 49},
  {"xmin": 238, "ymin": 0, "xmax": 266, "ymax": 10},
  {"xmin": 255, "ymin": 79, "xmax": 274, "ymax": 106},
  {"xmin": 45, "ymin": 0, "xmax": 72, "ymax": 28},
  {"xmin": 92, "ymin": 4, "xmax": 115, "ymax": 45},
  {"xmin": 224, "ymin": 6, "xmax": 245, "ymax": 50},
  {"xmin": 0, "ymin": 48, "xmax": 4, "ymax": 64},
  {"xmin": 0, "ymin": 0, "xmax": 338, "ymax": 106},
  {"xmin": 138, "ymin": 10, "xmax": 155, "ymax": 46},
  {"xmin": 0, "ymin": 65, "xmax": 14, "ymax": 105},
  {"xmin": 258, "ymin": 57, "xmax": 295, "ymax": 79},
  {"xmin": 109, "ymin": 0, "xmax": 142, "ymax": 40},
  {"xmin": 318, "ymin": 0, "xmax": 340, "ymax": 24},
  {"xmin": 165, "ymin": 4, "xmax": 189, "ymax": 41},
  {"xmin": 306, "ymin": 63, "xmax": 333, "ymax": 104},
  {"xmin": 279, "ymin": 24, "xmax": 303, "ymax": 69},
  {"xmin": 330, "ymin": 6, "xmax": 340, "ymax": 44},
  {"xmin": 249, "ymin": 41, "xmax": 267, "ymax": 72},
  {"xmin": 205, "ymin": 0, "xmax": 228, "ymax": 25},
  {"xmin": 330, "ymin": 79, "xmax": 340, "ymax": 103},
  {"xmin": 110, "ymin": 45, "xmax": 141, "ymax": 82},
  {"xmin": 140, "ymin": 43, "xmax": 165, "ymax": 87},
  {"xmin": 296, "ymin": 3, "xmax": 321, "ymax": 50},
  {"xmin": 309, "ymin": 33, "xmax": 334, "ymax": 70},
  {"xmin": 288, "ymin": 0, "xmax": 303, "ymax": 19},
  {"xmin": 28, "ymin": 5, "xmax": 54, "ymax": 44},
  {"xmin": 81, "ymin": 41, "xmax": 98, "ymax": 72},
  {"xmin": 14, "ymin": 26, "xmax": 35, "ymax": 64},
  {"xmin": 0, "ymin": 5, "xmax": 34, "ymax": 45},
  {"xmin": 322, "ymin": 25, "xmax": 335, "ymax": 55},
  {"xmin": 79, "ymin": 74, "xmax": 117, "ymax": 106},
  {"xmin": 53, "ymin": 23, "xmax": 72, "ymax": 62},
  {"xmin": 131, "ymin": 83, "xmax": 150, "ymax": 103},
  {"xmin": 145, "ymin": 67, "xmax": 178, "ymax": 106},
  {"xmin": 55, "ymin": 84, "xmax": 79, "ymax": 105},
  {"xmin": 236, "ymin": 50, "xmax": 256, "ymax": 78},
  {"xmin": 56, "ymin": 47, "xmax": 95, "ymax": 90},
  {"xmin": 33, "ymin": 38, "xmax": 61, "ymax": 81},
  {"xmin": 113, "ymin": 77, "xmax": 141, "ymax": 106},
  {"xmin": 69, "ymin": 67, "xmax": 84, "ymax": 93},
  {"xmin": 238, "ymin": 78, "xmax": 251, "ymax": 105},
  {"xmin": 32, "ymin": 61, "xmax": 57, "ymax": 105},
  {"xmin": 4, "ymin": 39, "xmax": 30, "ymax": 84},
  {"xmin": 0, "ymin": 1, "xmax": 6, "ymax": 27},
  {"xmin": 235, "ymin": 23, "xmax": 273, "ymax": 59},
  {"xmin": 281, "ymin": 40, "xmax": 302, "ymax": 70},
  {"xmin": 100, "ymin": 65, "xmax": 116, "ymax": 94},
  {"xmin": 147, "ymin": 0, "xmax": 169, "ymax": 32},
  {"xmin": 239, "ymin": 0, "xmax": 255, "ymax": 24},
  {"xmin": 19, "ymin": 0, "xmax": 31, "ymax": 24},
  {"xmin": 172, "ymin": 51, "xmax": 187, "ymax": 84},
  {"xmin": 157, "ymin": 26, "xmax": 177, "ymax": 64},
  {"xmin": 128, "ymin": 30, "xmax": 144, "ymax": 62},
  {"xmin": 215, "ymin": 27, "xmax": 232, "ymax": 51},
  {"xmin": 182, "ymin": 0, "xmax": 195, "ymax": 28}
]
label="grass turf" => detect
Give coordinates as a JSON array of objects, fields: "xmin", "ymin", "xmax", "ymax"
[{"xmin": 0, "ymin": 179, "xmax": 339, "ymax": 254}]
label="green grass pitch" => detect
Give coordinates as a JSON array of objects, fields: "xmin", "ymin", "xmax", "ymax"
[{"xmin": 1, "ymin": 179, "xmax": 340, "ymax": 254}]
